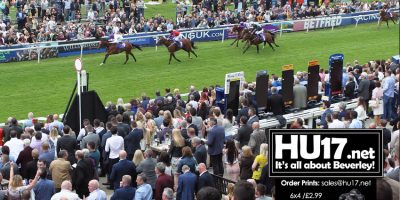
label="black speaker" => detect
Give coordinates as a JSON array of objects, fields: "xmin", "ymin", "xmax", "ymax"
[
  {"xmin": 281, "ymin": 65, "xmax": 294, "ymax": 106},
  {"xmin": 64, "ymin": 90, "xmax": 108, "ymax": 134},
  {"xmin": 330, "ymin": 59, "xmax": 343, "ymax": 96},
  {"xmin": 226, "ymin": 80, "xmax": 240, "ymax": 116},
  {"xmin": 307, "ymin": 61, "xmax": 320, "ymax": 101},
  {"xmin": 256, "ymin": 70, "xmax": 269, "ymax": 110}
]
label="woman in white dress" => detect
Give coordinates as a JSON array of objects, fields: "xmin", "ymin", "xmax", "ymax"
[
  {"xmin": 355, "ymin": 97, "xmax": 368, "ymax": 126},
  {"xmin": 370, "ymin": 81, "xmax": 384, "ymax": 125}
]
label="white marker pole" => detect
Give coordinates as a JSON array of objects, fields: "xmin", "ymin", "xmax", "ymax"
[{"xmin": 74, "ymin": 58, "xmax": 83, "ymax": 131}]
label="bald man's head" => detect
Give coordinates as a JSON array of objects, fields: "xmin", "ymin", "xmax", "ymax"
[
  {"xmin": 119, "ymin": 150, "xmax": 127, "ymax": 160},
  {"xmin": 252, "ymin": 122, "xmax": 260, "ymax": 130},
  {"xmin": 61, "ymin": 180, "xmax": 73, "ymax": 191}
]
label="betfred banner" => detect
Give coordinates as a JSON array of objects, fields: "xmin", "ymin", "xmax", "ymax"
[
  {"xmin": 293, "ymin": 16, "xmax": 343, "ymax": 31},
  {"xmin": 269, "ymin": 129, "xmax": 383, "ymax": 200}
]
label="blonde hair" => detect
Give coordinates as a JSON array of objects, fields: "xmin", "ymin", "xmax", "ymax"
[
  {"xmin": 144, "ymin": 119, "xmax": 156, "ymax": 146},
  {"xmin": 135, "ymin": 112, "xmax": 145, "ymax": 123},
  {"xmin": 242, "ymin": 146, "xmax": 253, "ymax": 158},
  {"xmin": 50, "ymin": 127, "xmax": 59, "ymax": 140},
  {"xmin": 259, "ymin": 143, "xmax": 268, "ymax": 158},
  {"xmin": 173, "ymin": 109, "xmax": 182, "ymax": 118},
  {"xmin": 172, "ymin": 129, "xmax": 185, "ymax": 147},
  {"xmin": 132, "ymin": 150, "xmax": 144, "ymax": 166},
  {"xmin": 11, "ymin": 175, "xmax": 24, "ymax": 190},
  {"xmin": 227, "ymin": 183, "xmax": 235, "ymax": 200}
]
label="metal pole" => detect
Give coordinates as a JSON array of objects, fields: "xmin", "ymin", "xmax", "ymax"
[
  {"xmin": 280, "ymin": 22, "xmax": 283, "ymax": 37},
  {"xmin": 37, "ymin": 48, "xmax": 41, "ymax": 64},
  {"xmin": 155, "ymin": 37, "xmax": 158, "ymax": 51},
  {"xmin": 80, "ymin": 45, "xmax": 83, "ymax": 59},
  {"xmin": 221, "ymin": 29, "xmax": 225, "ymax": 43},
  {"xmin": 77, "ymin": 71, "xmax": 82, "ymax": 131}
]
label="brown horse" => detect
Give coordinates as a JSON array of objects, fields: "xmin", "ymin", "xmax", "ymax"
[
  {"xmin": 157, "ymin": 37, "xmax": 198, "ymax": 64},
  {"xmin": 378, "ymin": 10, "xmax": 399, "ymax": 28},
  {"xmin": 98, "ymin": 39, "xmax": 142, "ymax": 65},
  {"xmin": 230, "ymin": 25, "xmax": 248, "ymax": 47},
  {"xmin": 242, "ymin": 31, "xmax": 279, "ymax": 54}
]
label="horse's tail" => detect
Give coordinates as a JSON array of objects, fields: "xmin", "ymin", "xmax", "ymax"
[
  {"xmin": 131, "ymin": 43, "xmax": 143, "ymax": 51},
  {"xmin": 191, "ymin": 40, "xmax": 197, "ymax": 49}
]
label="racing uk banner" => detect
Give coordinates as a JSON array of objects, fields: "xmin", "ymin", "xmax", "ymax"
[
  {"xmin": 181, "ymin": 29, "xmax": 224, "ymax": 42},
  {"xmin": 0, "ymin": 42, "xmax": 58, "ymax": 63}
]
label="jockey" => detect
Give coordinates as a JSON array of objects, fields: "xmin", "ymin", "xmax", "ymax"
[
  {"xmin": 251, "ymin": 22, "xmax": 265, "ymax": 42},
  {"xmin": 169, "ymin": 29, "xmax": 183, "ymax": 48},
  {"xmin": 384, "ymin": 4, "xmax": 392, "ymax": 17},
  {"xmin": 111, "ymin": 30, "xmax": 125, "ymax": 49}
]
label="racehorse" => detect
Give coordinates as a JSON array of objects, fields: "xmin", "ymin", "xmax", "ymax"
[
  {"xmin": 157, "ymin": 37, "xmax": 198, "ymax": 64},
  {"xmin": 98, "ymin": 39, "xmax": 143, "ymax": 65},
  {"xmin": 241, "ymin": 30, "xmax": 279, "ymax": 54},
  {"xmin": 378, "ymin": 9, "xmax": 399, "ymax": 28},
  {"xmin": 230, "ymin": 25, "xmax": 249, "ymax": 47}
]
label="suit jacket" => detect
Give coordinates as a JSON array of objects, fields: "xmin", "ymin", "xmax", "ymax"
[
  {"xmin": 57, "ymin": 135, "xmax": 77, "ymax": 164},
  {"xmin": 345, "ymin": 81, "xmax": 356, "ymax": 99},
  {"xmin": 110, "ymin": 159, "xmax": 137, "ymax": 190},
  {"xmin": 72, "ymin": 158, "xmax": 95, "ymax": 197},
  {"xmin": 236, "ymin": 124, "xmax": 252, "ymax": 148},
  {"xmin": 236, "ymin": 106, "xmax": 249, "ymax": 123},
  {"xmin": 117, "ymin": 123, "xmax": 130, "ymax": 138},
  {"xmin": 136, "ymin": 158, "xmax": 157, "ymax": 189},
  {"xmin": 16, "ymin": 146, "xmax": 33, "ymax": 178},
  {"xmin": 177, "ymin": 172, "xmax": 197, "ymax": 200},
  {"xmin": 110, "ymin": 186, "xmax": 136, "ymax": 200},
  {"xmin": 247, "ymin": 115, "xmax": 259, "ymax": 126},
  {"xmin": 248, "ymin": 129, "xmax": 267, "ymax": 154},
  {"xmin": 194, "ymin": 144, "xmax": 207, "ymax": 165},
  {"xmin": 155, "ymin": 173, "xmax": 174, "ymax": 200},
  {"xmin": 124, "ymin": 128, "xmax": 143, "ymax": 156},
  {"xmin": 267, "ymin": 94, "xmax": 285, "ymax": 115},
  {"xmin": 80, "ymin": 132, "xmax": 100, "ymax": 149},
  {"xmin": 293, "ymin": 84, "xmax": 307, "ymax": 109},
  {"xmin": 197, "ymin": 171, "xmax": 214, "ymax": 191},
  {"xmin": 357, "ymin": 79, "xmax": 370, "ymax": 100},
  {"xmin": 206, "ymin": 125, "xmax": 225, "ymax": 155}
]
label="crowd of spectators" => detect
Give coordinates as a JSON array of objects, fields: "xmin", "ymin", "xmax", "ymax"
[
  {"xmin": 0, "ymin": 0, "xmax": 398, "ymax": 45},
  {"xmin": 0, "ymin": 56, "xmax": 398, "ymax": 199}
]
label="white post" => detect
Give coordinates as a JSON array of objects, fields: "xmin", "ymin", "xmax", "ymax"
[
  {"xmin": 331, "ymin": 23, "xmax": 334, "ymax": 31},
  {"xmin": 221, "ymin": 29, "xmax": 225, "ymax": 43},
  {"xmin": 307, "ymin": 117, "xmax": 314, "ymax": 128},
  {"xmin": 306, "ymin": 19, "xmax": 310, "ymax": 33},
  {"xmin": 155, "ymin": 37, "xmax": 158, "ymax": 51},
  {"xmin": 77, "ymin": 71, "xmax": 82, "ymax": 131},
  {"xmin": 80, "ymin": 45, "xmax": 83, "ymax": 59},
  {"xmin": 37, "ymin": 48, "xmax": 40, "ymax": 64},
  {"xmin": 280, "ymin": 22, "xmax": 283, "ymax": 37}
]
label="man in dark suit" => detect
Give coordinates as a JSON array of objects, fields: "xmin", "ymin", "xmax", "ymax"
[
  {"xmin": 192, "ymin": 137, "xmax": 207, "ymax": 165},
  {"xmin": 236, "ymin": 116, "xmax": 252, "ymax": 148},
  {"xmin": 177, "ymin": 165, "xmax": 197, "ymax": 200},
  {"xmin": 246, "ymin": 107, "xmax": 259, "ymax": 126},
  {"xmin": 236, "ymin": 99, "xmax": 249, "ymax": 124},
  {"xmin": 72, "ymin": 150, "xmax": 95, "ymax": 198},
  {"xmin": 357, "ymin": 72, "xmax": 370, "ymax": 102},
  {"xmin": 155, "ymin": 162, "xmax": 174, "ymax": 200},
  {"xmin": 124, "ymin": 121, "xmax": 143, "ymax": 160},
  {"xmin": 197, "ymin": 163, "xmax": 214, "ymax": 191},
  {"xmin": 57, "ymin": 125, "xmax": 77, "ymax": 164},
  {"xmin": 116, "ymin": 114, "xmax": 130, "ymax": 138},
  {"xmin": 344, "ymin": 75, "xmax": 356, "ymax": 99},
  {"xmin": 110, "ymin": 150, "xmax": 137, "ymax": 190},
  {"xmin": 110, "ymin": 175, "xmax": 136, "ymax": 200},
  {"xmin": 267, "ymin": 87, "xmax": 285, "ymax": 116},
  {"xmin": 205, "ymin": 118, "xmax": 225, "ymax": 177}
]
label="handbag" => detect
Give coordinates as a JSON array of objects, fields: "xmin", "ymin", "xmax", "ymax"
[{"xmin": 368, "ymin": 100, "xmax": 378, "ymax": 108}]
